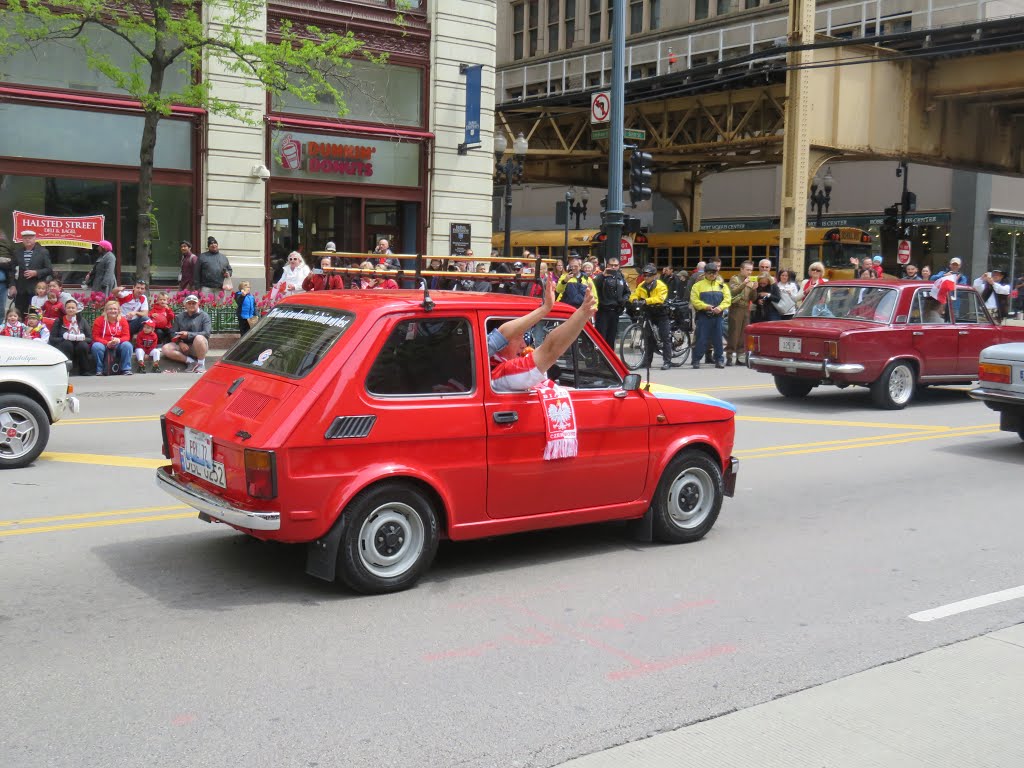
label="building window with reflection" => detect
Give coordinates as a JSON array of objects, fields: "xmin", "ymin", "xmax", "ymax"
[
  {"xmin": 695, "ymin": 0, "xmax": 709, "ymax": 20},
  {"xmin": 513, "ymin": 3, "xmax": 525, "ymax": 59},
  {"xmin": 528, "ymin": 0, "xmax": 540, "ymax": 56},
  {"xmin": 548, "ymin": 0, "xmax": 560, "ymax": 52},
  {"xmin": 565, "ymin": 0, "xmax": 576, "ymax": 48},
  {"xmin": 717, "ymin": 0, "xmax": 732, "ymax": 15},
  {"xmin": 651, "ymin": 0, "xmax": 661, "ymax": 29},
  {"xmin": 589, "ymin": 0, "xmax": 602, "ymax": 43}
]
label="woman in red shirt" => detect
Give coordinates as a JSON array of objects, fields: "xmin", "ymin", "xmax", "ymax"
[{"xmin": 91, "ymin": 300, "xmax": 133, "ymax": 375}]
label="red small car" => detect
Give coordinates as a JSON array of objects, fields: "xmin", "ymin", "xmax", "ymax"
[
  {"xmin": 746, "ymin": 280, "xmax": 1024, "ymax": 409},
  {"xmin": 157, "ymin": 290, "xmax": 739, "ymax": 594}
]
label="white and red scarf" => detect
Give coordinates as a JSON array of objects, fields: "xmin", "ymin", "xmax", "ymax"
[{"xmin": 535, "ymin": 379, "xmax": 578, "ymax": 460}]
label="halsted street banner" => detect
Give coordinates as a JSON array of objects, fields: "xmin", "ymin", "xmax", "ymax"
[{"xmin": 13, "ymin": 212, "xmax": 105, "ymax": 248}]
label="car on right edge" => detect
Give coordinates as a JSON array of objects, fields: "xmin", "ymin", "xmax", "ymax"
[{"xmin": 969, "ymin": 343, "xmax": 1024, "ymax": 441}]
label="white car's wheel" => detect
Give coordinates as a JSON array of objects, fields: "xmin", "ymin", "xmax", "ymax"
[{"xmin": 0, "ymin": 394, "xmax": 50, "ymax": 469}]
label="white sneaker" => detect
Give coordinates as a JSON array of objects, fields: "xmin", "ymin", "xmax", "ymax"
[
  {"xmin": 185, "ymin": 361, "xmax": 199, "ymax": 373},
  {"xmin": 192, "ymin": 363, "xmax": 206, "ymax": 374}
]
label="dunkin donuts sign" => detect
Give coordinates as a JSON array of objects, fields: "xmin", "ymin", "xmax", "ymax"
[
  {"xmin": 278, "ymin": 134, "xmax": 375, "ymax": 178},
  {"xmin": 272, "ymin": 130, "xmax": 420, "ymax": 188}
]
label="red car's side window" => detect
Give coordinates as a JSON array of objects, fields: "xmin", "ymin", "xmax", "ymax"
[{"xmin": 365, "ymin": 317, "xmax": 476, "ymax": 396}]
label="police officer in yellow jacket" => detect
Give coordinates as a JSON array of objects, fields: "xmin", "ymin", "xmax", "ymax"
[
  {"xmin": 689, "ymin": 261, "xmax": 732, "ymax": 369},
  {"xmin": 630, "ymin": 263, "xmax": 677, "ymax": 370}
]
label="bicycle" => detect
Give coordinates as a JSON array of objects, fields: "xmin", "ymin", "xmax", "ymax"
[{"xmin": 618, "ymin": 300, "xmax": 692, "ymax": 371}]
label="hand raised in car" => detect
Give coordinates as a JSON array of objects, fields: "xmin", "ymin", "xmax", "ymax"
[{"xmin": 542, "ymin": 276, "xmax": 555, "ymax": 311}]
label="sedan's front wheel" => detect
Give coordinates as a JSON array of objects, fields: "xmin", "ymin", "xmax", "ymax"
[
  {"xmin": 650, "ymin": 450, "xmax": 723, "ymax": 544},
  {"xmin": 0, "ymin": 394, "xmax": 50, "ymax": 469},
  {"xmin": 871, "ymin": 360, "xmax": 916, "ymax": 410}
]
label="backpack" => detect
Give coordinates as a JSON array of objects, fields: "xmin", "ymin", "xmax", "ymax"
[{"xmin": 562, "ymin": 277, "xmax": 588, "ymax": 307}]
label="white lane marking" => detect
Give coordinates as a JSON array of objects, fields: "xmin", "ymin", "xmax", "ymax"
[
  {"xmin": 909, "ymin": 585, "xmax": 1024, "ymax": 622},
  {"xmin": 159, "ymin": 387, "xmax": 190, "ymax": 391}
]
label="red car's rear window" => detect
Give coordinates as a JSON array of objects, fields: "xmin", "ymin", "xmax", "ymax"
[{"xmin": 222, "ymin": 306, "xmax": 354, "ymax": 378}]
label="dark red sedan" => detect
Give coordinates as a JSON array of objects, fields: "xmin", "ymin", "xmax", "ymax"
[{"xmin": 745, "ymin": 280, "xmax": 1024, "ymax": 409}]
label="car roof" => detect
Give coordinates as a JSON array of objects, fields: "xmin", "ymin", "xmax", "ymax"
[
  {"xmin": 813, "ymin": 280, "xmax": 945, "ymax": 290},
  {"xmin": 278, "ymin": 289, "xmax": 576, "ymax": 316}
]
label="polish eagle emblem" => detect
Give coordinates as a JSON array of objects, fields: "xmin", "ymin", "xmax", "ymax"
[{"xmin": 547, "ymin": 401, "xmax": 573, "ymax": 431}]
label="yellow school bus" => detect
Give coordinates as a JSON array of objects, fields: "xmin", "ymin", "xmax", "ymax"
[
  {"xmin": 647, "ymin": 227, "xmax": 875, "ymax": 279},
  {"xmin": 491, "ymin": 230, "xmax": 606, "ymax": 261}
]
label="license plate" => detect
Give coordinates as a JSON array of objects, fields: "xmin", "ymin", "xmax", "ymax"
[
  {"xmin": 182, "ymin": 427, "xmax": 226, "ymax": 488},
  {"xmin": 779, "ymin": 337, "xmax": 802, "ymax": 353}
]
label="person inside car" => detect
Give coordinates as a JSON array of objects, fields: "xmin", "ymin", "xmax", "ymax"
[
  {"xmin": 488, "ymin": 277, "xmax": 556, "ymax": 358},
  {"xmin": 491, "ymin": 287, "xmax": 597, "ymax": 392}
]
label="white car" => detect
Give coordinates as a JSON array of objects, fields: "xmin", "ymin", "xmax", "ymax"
[
  {"xmin": 0, "ymin": 336, "xmax": 80, "ymax": 468},
  {"xmin": 969, "ymin": 342, "xmax": 1024, "ymax": 442}
]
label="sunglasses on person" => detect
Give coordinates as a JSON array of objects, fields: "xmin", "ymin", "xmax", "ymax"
[{"xmin": 810, "ymin": 268, "xmax": 822, "ymax": 273}]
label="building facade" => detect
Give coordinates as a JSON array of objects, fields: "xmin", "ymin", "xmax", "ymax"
[
  {"xmin": 0, "ymin": 0, "xmax": 497, "ymax": 292},
  {"xmin": 493, "ymin": 0, "xmax": 1024, "ymax": 279}
]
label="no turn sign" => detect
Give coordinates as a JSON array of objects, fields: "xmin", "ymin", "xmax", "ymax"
[
  {"xmin": 619, "ymin": 238, "xmax": 633, "ymax": 267},
  {"xmin": 897, "ymin": 239, "xmax": 912, "ymax": 265},
  {"xmin": 591, "ymin": 91, "xmax": 611, "ymax": 124}
]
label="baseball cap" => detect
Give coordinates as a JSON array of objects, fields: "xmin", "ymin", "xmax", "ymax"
[
  {"xmin": 97, "ymin": 239, "xmax": 112, "ymax": 251},
  {"xmin": 184, "ymin": 294, "xmax": 199, "ymax": 304},
  {"xmin": 642, "ymin": 263, "xmax": 658, "ymax": 275},
  {"xmin": 143, "ymin": 318, "xmax": 155, "ymax": 327},
  {"xmin": 325, "ymin": 241, "xmax": 337, "ymax": 252},
  {"xmin": 704, "ymin": 262, "xmax": 719, "ymax": 271},
  {"xmin": 950, "ymin": 257, "xmax": 962, "ymax": 265},
  {"xmin": 513, "ymin": 261, "xmax": 524, "ymax": 269},
  {"xmin": 872, "ymin": 255, "xmax": 883, "ymax": 263},
  {"xmin": 992, "ymin": 267, "xmax": 1006, "ymax": 275},
  {"xmin": 20, "ymin": 229, "xmax": 36, "ymax": 237}
]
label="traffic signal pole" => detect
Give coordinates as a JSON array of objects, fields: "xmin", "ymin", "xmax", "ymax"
[{"xmin": 604, "ymin": 0, "xmax": 626, "ymax": 270}]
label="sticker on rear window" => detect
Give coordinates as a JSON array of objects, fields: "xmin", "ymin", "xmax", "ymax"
[{"xmin": 253, "ymin": 349, "xmax": 273, "ymax": 367}]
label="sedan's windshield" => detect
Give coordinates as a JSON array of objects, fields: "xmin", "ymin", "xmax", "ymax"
[{"xmin": 797, "ymin": 285, "xmax": 898, "ymax": 323}]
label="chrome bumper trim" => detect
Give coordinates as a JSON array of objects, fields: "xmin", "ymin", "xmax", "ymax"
[
  {"xmin": 968, "ymin": 387, "xmax": 1024, "ymax": 407},
  {"xmin": 747, "ymin": 354, "xmax": 865, "ymax": 376},
  {"xmin": 155, "ymin": 465, "xmax": 281, "ymax": 531},
  {"xmin": 64, "ymin": 396, "xmax": 80, "ymax": 415}
]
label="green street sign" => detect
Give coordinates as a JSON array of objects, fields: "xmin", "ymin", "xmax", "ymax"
[
  {"xmin": 591, "ymin": 128, "xmax": 609, "ymax": 140},
  {"xmin": 624, "ymin": 128, "xmax": 647, "ymax": 141}
]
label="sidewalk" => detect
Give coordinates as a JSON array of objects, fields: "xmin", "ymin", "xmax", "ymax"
[{"xmin": 557, "ymin": 624, "xmax": 1024, "ymax": 768}]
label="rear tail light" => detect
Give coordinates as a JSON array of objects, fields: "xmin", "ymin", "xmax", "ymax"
[
  {"xmin": 979, "ymin": 363, "xmax": 1011, "ymax": 384},
  {"xmin": 826, "ymin": 341, "xmax": 839, "ymax": 360},
  {"xmin": 746, "ymin": 335, "xmax": 759, "ymax": 353},
  {"xmin": 244, "ymin": 449, "xmax": 278, "ymax": 499},
  {"xmin": 160, "ymin": 415, "xmax": 170, "ymax": 459}
]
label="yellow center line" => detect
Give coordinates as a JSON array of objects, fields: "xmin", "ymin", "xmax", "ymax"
[
  {"xmin": 738, "ymin": 426, "xmax": 998, "ymax": 459},
  {"xmin": 57, "ymin": 415, "xmax": 161, "ymax": 426},
  {"xmin": 38, "ymin": 452, "xmax": 166, "ymax": 469},
  {"xmin": 0, "ymin": 505, "xmax": 187, "ymax": 527},
  {"xmin": 0, "ymin": 513, "xmax": 196, "ymax": 538}
]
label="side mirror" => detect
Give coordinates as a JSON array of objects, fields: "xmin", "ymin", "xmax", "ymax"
[{"xmin": 615, "ymin": 373, "xmax": 642, "ymax": 397}]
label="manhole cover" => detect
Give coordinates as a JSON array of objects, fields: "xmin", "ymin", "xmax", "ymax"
[{"xmin": 77, "ymin": 391, "xmax": 155, "ymax": 398}]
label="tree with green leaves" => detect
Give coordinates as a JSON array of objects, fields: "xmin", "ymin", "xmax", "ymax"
[{"xmin": 0, "ymin": 0, "xmax": 382, "ymax": 282}]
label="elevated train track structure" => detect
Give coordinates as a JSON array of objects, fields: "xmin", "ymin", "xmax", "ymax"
[{"xmin": 496, "ymin": 0, "xmax": 1024, "ymax": 246}]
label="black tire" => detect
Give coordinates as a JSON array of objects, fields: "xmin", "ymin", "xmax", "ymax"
[
  {"xmin": 1017, "ymin": 430, "xmax": 1024, "ymax": 443},
  {"xmin": 670, "ymin": 328, "xmax": 692, "ymax": 363},
  {"xmin": 871, "ymin": 360, "xmax": 916, "ymax": 410},
  {"xmin": 336, "ymin": 482, "xmax": 440, "ymax": 594},
  {"xmin": 618, "ymin": 322, "xmax": 651, "ymax": 371},
  {"xmin": 0, "ymin": 393, "xmax": 50, "ymax": 469},
  {"xmin": 774, "ymin": 375, "xmax": 815, "ymax": 399},
  {"xmin": 650, "ymin": 450, "xmax": 723, "ymax": 544}
]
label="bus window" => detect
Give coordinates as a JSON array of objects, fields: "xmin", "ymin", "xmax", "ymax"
[
  {"xmin": 678, "ymin": 247, "xmax": 695, "ymax": 270},
  {"xmin": 686, "ymin": 246, "xmax": 701, "ymax": 264},
  {"xmin": 751, "ymin": 245, "xmax": 766, "ymax": 259},
  {"xmin": 824, "ymin": 242, "xmax": 847, "ymax": 268},
  {"xmin": 769, "ymin": 247, "xmax": 779, "ymax": 266},
  {"xmin": 668, "ymin": 247, "xmax": 682, "ymax": 269},
  {"xmin": 806, "ymin": 245, "xmax": 821, "ymax": 265},
  {"xmin": 734, "ymin": 246, "xmax": 750, "ymax": 261},
  {"xmin": 702, "ymin": 246, "xmax": 717, "ymax": 261}
]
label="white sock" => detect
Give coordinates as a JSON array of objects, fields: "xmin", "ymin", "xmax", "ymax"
[
  {"xmin": 152, "ymin": 350, "xmax": 161, "ymax": 362},
  {"xmin": 186, "ymin": 356, "xmax": 196, "ymax": 365}
]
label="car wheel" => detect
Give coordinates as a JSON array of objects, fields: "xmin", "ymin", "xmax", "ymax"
[
  {"xmin": 871, "ymin": 360, "xmax": 916, "ymax": 410},
  {"xmin": 650, "ymin": 450, "xmax": 723, "ymax": 544},
  {"xmin": 1018, "ymin": 430, "xmax": 1024, "ymax": 443},
  {"xmin": 774, "ymin": 375, "xmax": 815, "ymax": 399},
  {"xmin": 337, "ymin": 482, "xmax": 439, "ymax": 594},
  {"xmin": 0, "ymin": 394, "xmax": 50, "ymax": 470}
]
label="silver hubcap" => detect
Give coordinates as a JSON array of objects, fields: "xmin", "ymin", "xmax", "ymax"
[
  {"xmin": 666, "ymin": 466, "xmax": 714, "ymax": 530},
  {"xmin": 0, "ymin": 406, "xmax": 39, "ymax": 461},
  {"xmin": 888, "ymin": 365, "xmax": 914, "ymax": 405},
  {"xmin": 357, "ymin": 502, "xmax": 425, "ymax": 579}
]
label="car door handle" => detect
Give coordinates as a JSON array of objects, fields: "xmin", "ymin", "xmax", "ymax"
[
  {"xmin": 493, "ymin": 411, "xmax": 519, "ymax": 424},
  {"xmin": 959, "ymin": 330, "xmax": 969, "ymax": 335},
  {"xmin": 912, "ymin": 331, "xmax": 924, "ymax": 336}
]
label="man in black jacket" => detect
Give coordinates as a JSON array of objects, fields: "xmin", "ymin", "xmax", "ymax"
[
  {"xmin": 11, "ymin": 230, "xmax": 53, "ymax": 315},
  {"xmin": 196, "ymin": 236, "xmax": 233, "ymax": 295},
  {"xmin": 593, "ymin": 257, "xmax": 630, "ymax": 348}
]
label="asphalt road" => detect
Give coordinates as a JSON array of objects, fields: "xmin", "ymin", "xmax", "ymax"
[{"xmin": 2, "ymin": 366, "xmax": 1022, "ymax": 768}]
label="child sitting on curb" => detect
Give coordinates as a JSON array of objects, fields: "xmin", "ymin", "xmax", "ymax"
[
  {"xmin": 1, "ymin": 308, "xmax": 28, "ymax": 338},
  {"xmin": 148, "ymin": 292, "xmax": 175, "ymax": 344},
  {"xmin": 25, "ymin": 309, "xmax": 50, "ymax": 343},
  {"xmin": 134, "ymin": 318, "xmax": 161, "ymax": 373}
]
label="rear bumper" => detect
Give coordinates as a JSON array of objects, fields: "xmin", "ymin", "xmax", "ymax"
[
  {"xmin": 747, "ymin": 354, "xmax": 865, "ymax": 377},
  {"xmin": 968, "ymin": 386, "xmax": 1024, "ymax": 408},
  {"xmin": 155, "ymin": 465, "xmax": 281, "ymax": 531},
  {"xmin": 724, "ymin": 456, "xmax": 739, "ymax": 498}
]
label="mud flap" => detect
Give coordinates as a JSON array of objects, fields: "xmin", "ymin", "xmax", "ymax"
[
  {"xmin": 626, "ymin": 506, "xmax": 654, "ymax": 542},
  {"xmin": 305, "ymin": 514, "xmax": 345, "ymax": 582}
]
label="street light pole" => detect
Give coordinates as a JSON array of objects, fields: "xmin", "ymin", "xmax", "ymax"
[
  {"xmin": 494, "ymin": 132, "xmax": 529, "ymax": 262},
  {"xmin": 570, "ymin": 187, "xmax": 589, "ymax": 229},
  {"xmin": 809, "ymin": 167, "xmax": 833, "ymax": 227}
]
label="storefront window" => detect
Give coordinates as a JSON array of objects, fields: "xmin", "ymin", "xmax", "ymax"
[
  {"xmin": 1, "ymin": 103, "xmax": 192, "ymax": 170},
  {"xmin": 990, "ymin": 219, "xmax": 1024, "ymax": 279},
  {"xmin": 272, "ymin": 60, "xmax": 423, "ymax": 127},
  {"xmin": 121, "ymin": 184, "xmax": 193, "ymax": 284},
  {"xmin": 0, "ymin": 22, "xmax": 190, "ymax": 95}
]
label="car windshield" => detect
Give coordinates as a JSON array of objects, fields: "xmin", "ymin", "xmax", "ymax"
[
  {"xmin": 223, "ymin": 306, "xmax": 354, "ymax": 378},
  {"xmin": 796, "ymin": 285, "xmax": 898, "ymax": 323}
]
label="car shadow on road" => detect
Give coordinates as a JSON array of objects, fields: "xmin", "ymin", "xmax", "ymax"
[
  {"xmin": 933, "ymin": 435, "xmax": 1024, "ymax": 465},
  {"xmin": 91, "ymin": 521, "xmax": 660, "ymax": 607},
  {"xmin": 730, "ymin": 383, "xmax": 972, "ymax": 412}
]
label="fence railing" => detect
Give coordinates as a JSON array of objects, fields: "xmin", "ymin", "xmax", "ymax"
[{"xmin": 497, "ymin": 0, "xmax": 1011, "ymax": 104}]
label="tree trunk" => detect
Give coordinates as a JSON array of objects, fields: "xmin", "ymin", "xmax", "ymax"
[{"xmin": 135, "ymin": 110, "xmax": 160, "ymax": 284}]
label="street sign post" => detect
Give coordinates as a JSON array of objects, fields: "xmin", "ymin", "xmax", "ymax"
[
  {"xmin": 591, "ymin": 128, "xmax": 609, "ymax": 140},
  {"xmin": 623, "ymin": 128, "xmax": 646, "ymax": 141},
  {"xmin": 590, "ymin": 91, "xmax": 611, "ymax": 124},
  {"xmin": 897, "ymin": 239, "xmax": 912, "ymax": 265}
]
